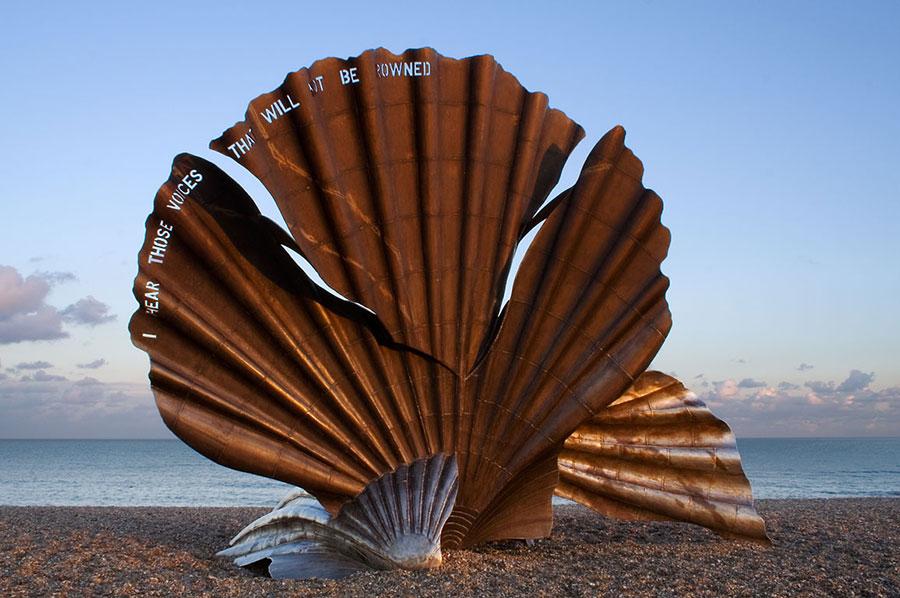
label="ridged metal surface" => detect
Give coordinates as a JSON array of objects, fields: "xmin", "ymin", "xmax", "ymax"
[
  {"xmin": 130, "ymin": 153, "xmax": 455, "ymax": 512},
  {"xmin": 447, "ymin": 125, "xmax": 672, "ymax": 547},
  {"xmin": 210, "ymin": 47, "xmax": 584, "ymax": 373},
  {"xmin": 557, "ymin": 371, "xmax": 770, "ymax": 543},
  {"xmin": 219, "ymin": 454, "xmax": 458, "ymax": 578},
  {"xmin": 130, "ymin": 48, "xmax": 676, "ymax": 553}
]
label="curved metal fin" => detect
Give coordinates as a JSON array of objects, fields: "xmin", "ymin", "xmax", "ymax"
[
  {"xmin": 556, "ymin": 371, "xmax": 771, "ymax": 543},
  {"xmin": 448, "ymin": 126, "xmax": 672, "ymax": 545},
  {"xmin": 131, "ymin": 153, "xmax": 458, "ymax": 510}
]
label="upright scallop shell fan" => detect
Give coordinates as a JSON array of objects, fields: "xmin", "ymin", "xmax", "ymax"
[
  {"xmin": 130, "ymin": 48, "xmax": 764, "ymax": 578},
  {"xmin": 209, "ymin": 48, "xmax": 584, "ymax": 375}
]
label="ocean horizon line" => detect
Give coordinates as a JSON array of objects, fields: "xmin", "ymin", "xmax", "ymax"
[{"xmin": 2, "ymin": 438, "xmax": 897, "ymax": 505}]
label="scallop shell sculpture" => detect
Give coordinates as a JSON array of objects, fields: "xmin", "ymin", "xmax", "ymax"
[
  {"xmin": 218, "ymin": 454, "xmax": 458, "ymax": 578},
  {"xmin": 557, "ymin": 372, "xmax": 770, "ymax": 543},
  {"xmin": 130, "ymin": 47, "xmax": 767, "ymax": 579}
]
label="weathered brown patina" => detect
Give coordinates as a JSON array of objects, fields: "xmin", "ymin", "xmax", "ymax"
[{"xmin": 130, "ymin": 49, "xmax": 765, "ymax": 576}]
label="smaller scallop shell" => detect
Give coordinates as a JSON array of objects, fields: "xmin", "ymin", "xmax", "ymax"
[
  {"xmin": 556, "ymin": 372, "xmax": 770, "ymax": 543},
  {"xmin": 219, "ymin": 454, "xmax": 458, "ymax": 579}
]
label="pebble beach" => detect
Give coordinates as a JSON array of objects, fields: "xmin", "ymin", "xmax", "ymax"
[{"xmin": 1, "ymin": 499, "xmax": 897, "ymax": 597}]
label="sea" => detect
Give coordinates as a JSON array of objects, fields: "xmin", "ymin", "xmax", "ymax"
[{"xmin": 0, "ymin": 438, "xmax": 897, "ymax": 506}]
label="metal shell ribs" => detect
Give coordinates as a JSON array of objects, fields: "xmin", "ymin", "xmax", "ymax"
[
  {"xmin": 129, "ymin": 48, "xmax": 767, "ymax": 579},
  {"xmin": 557, "ymin": 372, "xmax": 769, "ymax": 543},
  {"xmin": 218, "ymin": 454, "xmax": 458, "ymax": 578}
]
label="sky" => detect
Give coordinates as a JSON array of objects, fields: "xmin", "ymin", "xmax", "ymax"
[{"xmin": 0, "ymin": 1, "xmax": 897, "ymax": 438}]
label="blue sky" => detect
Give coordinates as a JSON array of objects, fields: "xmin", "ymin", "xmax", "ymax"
[{"xmin": 0, "ymin": 1, "xmax": 897, "ymax": 437}]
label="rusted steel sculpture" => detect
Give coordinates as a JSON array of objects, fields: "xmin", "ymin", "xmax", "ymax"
[
  {"xmin": 130, "ymin": 48, "xmax": 767, "ymax": 579},
  {"xmin": 557, "ymin": 371, "xmax": 769, "ymax": 542}
]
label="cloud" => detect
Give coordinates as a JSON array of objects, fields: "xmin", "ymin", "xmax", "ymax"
[
  {"xmin": 0, "ymin": 266, "xmax": 53, "ymax": 318},
  {"xmin": 754, "ymin": 386, "xmax": 778, "ymax": 398},
  {"xmin": 15, "ymin": 360, "xmax": 54, "ymax": 370},
  {"xmin": 699, "ymin": 370, "xmax": 899, "ymax": 437},
  {"xmin": 836, "ymin": 370, "xmax": 874, "ymax": 393},
  {"xmin": 738, "ymin": 378, "xmax": 767, "ymax": 389},
  {"xmin": 797, "ymin": 363, "xmax": 814, "ymax": 371},
  {"xmin": 0, "ymin": 266, "xmax": 70, "ymax": 344},
  {"xmin": 60, "ymin": 296, "xmax": 116, "ymax": 326},
  {"xmin": 0, "ymin": 267, "xmax": 70, "ymax": 343},
  {"xmin": 0, "ymin": 373, "xmax": 167, "ymax": 438},
  {"xmin": 806, "ymin": 392, "xmax": 824, "ymax": 405},
  {"xmin": 76, "ymin": 358, "xmax": 107, "ymax": 370},
  {"xmin": 21, "ymin": 370, "xmax": 67, "ymax": 382},
  {"xmin": 713, "ymin": 379, "xmax": 739, "ymax": 398},
  {"xmin": 0, "ymin": 266, "xmax": 114, "ymax": 343},
  {"xmin": 805, "ymin": 380, "xmax": 834, "ymax": 394},
  {"xmin": 0, "ymin": 305, "xmax": 67, "ymax": 344}
]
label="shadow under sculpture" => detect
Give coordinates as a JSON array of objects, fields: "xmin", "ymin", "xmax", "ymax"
[{"xmin": 129, "ymin": 48, "xmax": 768, "ymax": 580}]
